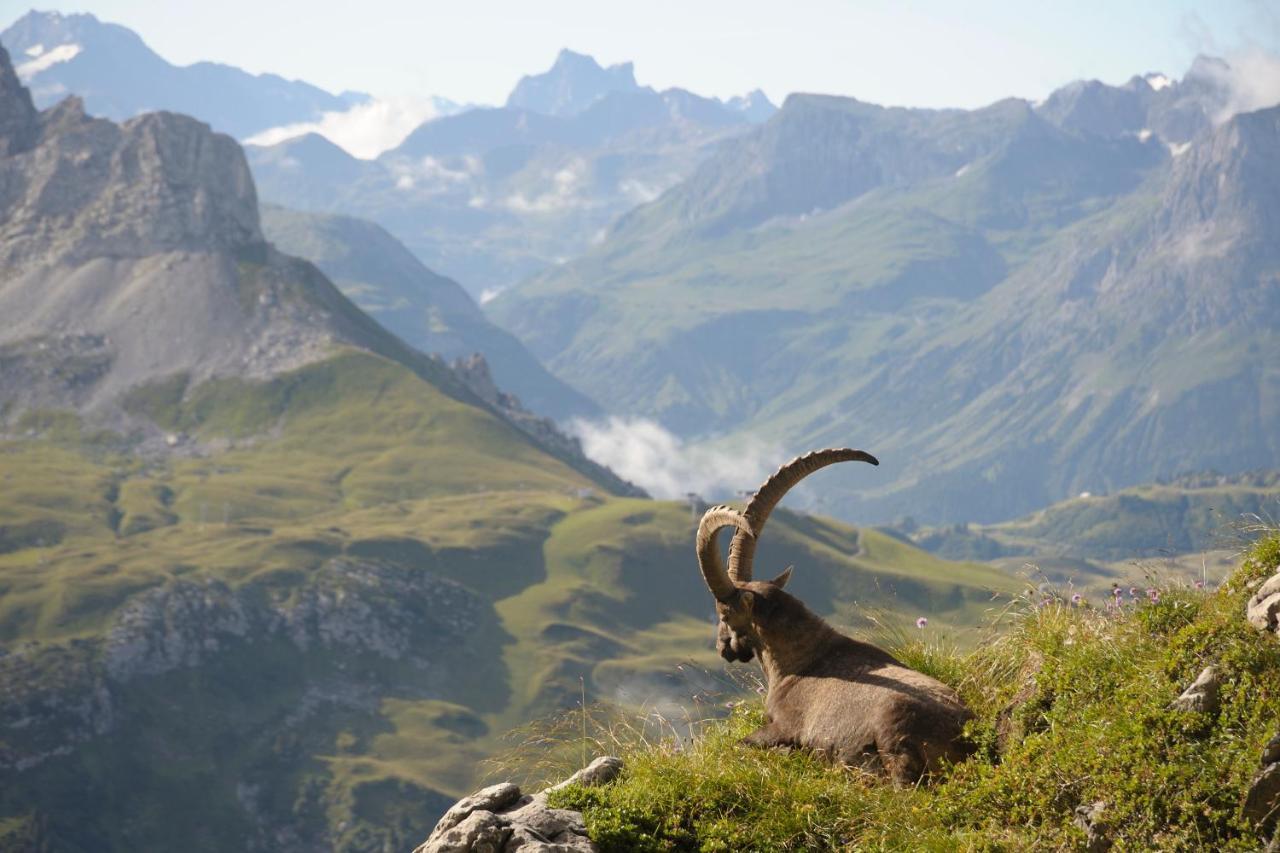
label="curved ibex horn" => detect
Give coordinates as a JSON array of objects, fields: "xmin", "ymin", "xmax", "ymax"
[
  {"xmin": 696, "ymin": 505, "xmax": 753, "ymax": 602},
  {"xmin": 727, "ymin": 448, "xmax": 879, "ymax": 582}
]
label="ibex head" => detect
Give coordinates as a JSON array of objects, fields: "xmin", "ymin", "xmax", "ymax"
[{"xmin": 698, "ymin": 449, "xmax": 879, "ymax": 663}]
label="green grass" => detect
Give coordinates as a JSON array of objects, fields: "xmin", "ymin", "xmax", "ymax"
[{"xmin": 546, "ymin": 534, "xmax": 1280, "ymax": 851}]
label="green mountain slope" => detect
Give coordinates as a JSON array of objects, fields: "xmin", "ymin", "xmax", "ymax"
[
  {"xmin": 490, "ymin": 86, "xmax": 1280, "ymax": 525},
  {"xmin": 0, "ymin": 352, "xmax": 1019, "ymax": 850},
  {"xmin": 910, "ymin": 470, "xmax": 1280, "ymax": 563},
  {"xmin": 259, "ymin": 205, "xmax": 601, "ymax": 421}
]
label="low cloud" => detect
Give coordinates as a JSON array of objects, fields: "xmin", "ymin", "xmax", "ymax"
[
  {"xmin": 245, "ymin": 96, "xmax": 462, "ymax": 159},
  {"xmin": 569, "ymin": 416, "xmax": 785, "ymax": 501},
  {"xmin": 1205, "ymin": 49, "xmax": 1280, "ymax": 123},
  {"xmin": 500, "ymin": 159, "xmax": 590, "ymax": 213}
]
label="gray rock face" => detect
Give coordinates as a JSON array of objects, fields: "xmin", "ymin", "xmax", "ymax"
[
  {"xmin": 0, "ymin": 46, "xmax": 428, "ymax": 418},
  {"xmin": 102, "ymin": 558, "xmax": 482, "ymax": 684},
  {"xmin": 0, "ymin": 46, "xmax": 37, "ymax": 155},
  {"xmin": 415, "ymin": 758, "xmax": 622, "ymax": 853},
  {"xmin": 1169, "ymin": 665, "xmax": 1221, "ymax": 714},
  {"xmin": 0, "ymin": 98, "xmax": 260, "ymax": 271},
  {"xmin": 1247, "ymin": 574, "xmax": 1280, "ymax": 636}
]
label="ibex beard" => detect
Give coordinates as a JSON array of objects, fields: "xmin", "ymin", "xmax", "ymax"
[{"xmin": 698, "ymin": 449, "xmax": 975, "ymax": 785}]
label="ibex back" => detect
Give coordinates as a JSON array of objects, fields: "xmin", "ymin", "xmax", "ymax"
[{"xmin": 697, "ymin": 449, "xmax": 974, "ymax": 784}]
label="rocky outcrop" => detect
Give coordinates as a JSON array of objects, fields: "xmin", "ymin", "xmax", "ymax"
[
  {"xmin": 0, "ymin": 94, "xmax": 261, "ymax": 271},
  {"xmin": 414, "ymin": 757, "xmax": 623, "ymax": 853},
  {"xmin": 1247, "ymin": 573, "xmax": 1280, "ymax": 637},
  {"xmin": 1169, "ymin": 665, "xmax": 1220, "ymax": 715},
  {"xmin": 3, "ymin": 558, "xmax": 484, "ymax": 771}
]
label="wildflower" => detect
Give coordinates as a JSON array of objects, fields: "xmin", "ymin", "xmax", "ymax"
[
  {"xmin": 1071, "ymin": 593, "xmax": 1083, "ymax": 605},
  {"xmin": 916, "ymin": 617, "xmax": 928, "ymax": 629},
  {"xmin": 1129, "ymin": 587, "xmax": 1139, "ymax": 598},
  {"xmin": 1113, "ymin": 586, "xmax": 1123, "ymax": 597},
  {"xmin": 1194, "ymin": 580, "xmax": 1205, "ymax": 590}
]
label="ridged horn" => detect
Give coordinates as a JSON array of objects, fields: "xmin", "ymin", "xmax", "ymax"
[
  {"xmin": 697, "ymin": 505, "xmax": 753, "ymax": 602},
  {"xmin": 727, "ymin": 448, "xmax": 879, "ymax": 582}
]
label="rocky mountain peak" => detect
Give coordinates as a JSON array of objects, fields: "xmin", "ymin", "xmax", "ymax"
[
  {"xmin": 1164, "ymin": 104, "xmax": 1280, "ymax": 234},
  {"xmin": 505, "ymin": 48, "xmax": 639, "ymax": 117},
  {"xmin": 0, "ymin": 78, "xmax": 262, "ymax": 270},
  {"xmin": 0, "ymin": 45, "xmax": 37, "ymax": 155}
]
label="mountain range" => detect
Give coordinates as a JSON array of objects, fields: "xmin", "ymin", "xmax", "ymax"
[
  {"xmin": 0, "ymin": 10, "xmax": 370, "ymax": 139},
  {"xmin": 490, "ymin": 59, "xmax": 1280, "ymax": 524},
  {"xmin": 246, "ymin": 48, "xmax": 774, "ymax": 296}
]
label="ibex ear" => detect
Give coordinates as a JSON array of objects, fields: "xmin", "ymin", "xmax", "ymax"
[
  {"xmin": 738, "ymin": 590, "xmax": 755, "ymax": 611},
  {"xmin": 771, "ymin": 565, "xmax": 794, "ymax": 589}
]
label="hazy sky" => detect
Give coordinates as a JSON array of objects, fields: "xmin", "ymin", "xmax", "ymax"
[{"xmin": 2, "ymin": 0, "xmax": 1278, "ymax": 107}]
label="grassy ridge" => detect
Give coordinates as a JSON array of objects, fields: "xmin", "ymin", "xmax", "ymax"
[{"xmin": 548, "ymin": 534, "xmax": 1280, "ymax": 851}]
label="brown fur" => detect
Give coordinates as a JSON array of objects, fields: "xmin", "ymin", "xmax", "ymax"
[{"xmin": 716, "ymin": 576, "xmax": 974, "ymax": 784}]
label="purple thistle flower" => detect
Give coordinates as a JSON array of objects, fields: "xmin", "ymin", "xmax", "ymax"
[
  {"xmin": 1113, "ymin": 587, "xmax": 1123, "ymax": 597},
  {"xmin": 916, "ymin": 617, "xmax": 929, "ymax": 629},
  {"xmin": 1129, "ymin": 587, "xmax": 1139, "ymax": 597},
  {"xmin": 1071, "ymin": 593, "xmax": 1083, "ymax": 605},
  {"xmin": 1194, "ymin": 580, "xmax": 1205, "ymax": 590}
]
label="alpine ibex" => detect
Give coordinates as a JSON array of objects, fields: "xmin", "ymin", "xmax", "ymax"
[{"xmin": 698, "ymin": 448, "xmax": 974, "ymax": 783}]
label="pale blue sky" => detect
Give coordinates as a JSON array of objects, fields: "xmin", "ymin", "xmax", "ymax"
[{"xmin": 2, "ymin": 0, "xmax": 1277, "ymax": 107}]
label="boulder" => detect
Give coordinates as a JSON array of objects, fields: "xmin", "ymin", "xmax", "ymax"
[
  {"xmin": 546, "ymin": 756, "xmax": 624, "ymax": 793},
  {"xmin": 1244, "ymin": 763, "xmax": 1280, "ymax": 832},
  {"xmin": 1247, "ymin": 574, "xmax": 1280, "ymax": 636},
  {"xmin": 415, "ymin": 757, "xmax": 622, "ymax": 853},
  {"xmin": 429, "ymin": 783, "xmax": 522, "ymax": 838},
  {"xmin": 1073, "ymin": 799, "xmax": 1111, "ymax": 852},
  {"xmin": 419, "ymin": 810, "xmax": 511, "ymax": 853},
  {"xmin": 1262, "ymin": 732, "xmax": 1280, "ymax": 768},
  {"xmin": 1169, "ymin": 666, "xmax": 1220, "ymax": 714}
]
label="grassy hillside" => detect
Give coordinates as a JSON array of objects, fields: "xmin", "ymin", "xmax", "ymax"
[
  {"xmin": 905, "ymin": 471, "xmax": 1280, "ymax": 568},
  {"xmin": 0, "ymin": 350, "xmax": 1018, "ymax": 851},
  {"xmin": 546, "ymin": 533, "xmax": 1280, "ymax": 851}
]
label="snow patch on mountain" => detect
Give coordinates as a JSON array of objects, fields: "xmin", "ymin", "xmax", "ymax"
[{"xmin": 15, "ymin": 42, "xmax": 80, "ymax": 80}]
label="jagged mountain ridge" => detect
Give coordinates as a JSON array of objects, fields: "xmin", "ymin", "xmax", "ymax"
[
  {"xmin": 0, "ymin": 10, "xmax": 366, "ymax": 139},
  {"xmin": 247, "ymin": 51, "xmax": 772, "ymax": 296},
  {"xmin": 491, "ymin": 61, "xmax": 1280, "ymax": 524},
  {"xmin": 0, "ymin": 9, "xmax": 366, "ymax": 137},
  {"xmin": 506, "ymin": 48, "xmax": 640, "ymax": 117}
]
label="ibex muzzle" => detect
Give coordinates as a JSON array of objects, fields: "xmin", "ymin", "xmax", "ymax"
[{"xmin": 698, "ymin": 449, "xmax": 974, "ymax": 783}]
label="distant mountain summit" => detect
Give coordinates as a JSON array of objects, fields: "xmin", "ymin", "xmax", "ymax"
[
  {"xmin": 506, "ymin": 48, "xmax": 639, "ymax": 116},
  {"xmin": 0, "ymin": 10, "xmax": 365, "ymax": 138}
]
